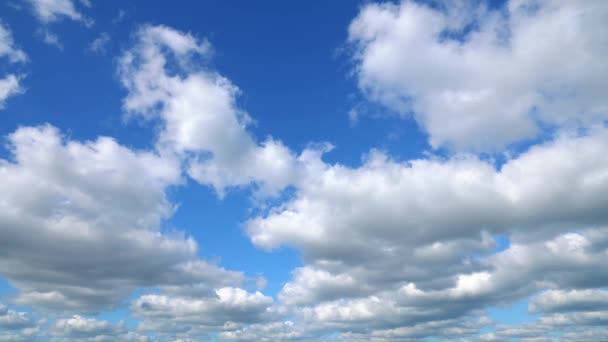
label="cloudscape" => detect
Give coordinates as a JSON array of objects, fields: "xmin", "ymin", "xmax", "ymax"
[{"xmin": 1, "ymin": 0, "xmax": 607, "ymax": 341}]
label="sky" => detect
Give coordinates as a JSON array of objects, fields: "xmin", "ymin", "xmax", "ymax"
[{"xmin": 0, "ymin": 0, "xmax": 607, "ymax": 341}]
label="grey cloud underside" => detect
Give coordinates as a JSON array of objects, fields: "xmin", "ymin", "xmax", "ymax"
[{"xmin": 0, "ymin": 125, "xmax": 250, "ymax": 314}]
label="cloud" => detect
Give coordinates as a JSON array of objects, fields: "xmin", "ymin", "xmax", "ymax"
[
  {"xmin": 131, "ymin": 288, "xmax": 275, "ymax": 340},
  {"xmin": 0, "ymin": 23, "xmax": 307, "ymax": 340},
  {"xmin": 242, "ymin": 126, "xmax": 608, "ymax": 339},
  {"xmin": 118, "ymin": 24, "xmax": 320, "ymax": 197},
  {"xmin": 0, "ymin": 22, "xmax": 27, "ymax": 63},
  {"xmin": 249, "ymin": 126, "xmax": 608, "ymax": 256},
  {"xmin": 0, "ymin": 125, "xmax": 251, "ymax": 313},
  {"xmin": 0, "ymin": 75, "xmax": 24, "ymax": 109},
  {"xmin": 26, "ymin": 0, "xmax": 92, "ymax": 25},
  {"xmin": 87, "ymin": 32, "xmax": 110, "ymax": 54},
  {"xmin": 218, "ymin": 320, "xmax": 317, "ymax": 341},
  {"xmin": 37, "ymin": 28, "xmax": 63, "ymax": 49},
  {"xmin": 529, "ymin": 289, "xmax": 608, "ymax": 314},
  {"xmin": 348, "ymin": 0, "xmax": 608, "ymax": 151},
  {"xmin": 50, "ymin": 315, "xmax": 125, "ymax": 339},
  {"xmin": 0, "ymin": 21, "xmax": 27, "ymax": 108}
]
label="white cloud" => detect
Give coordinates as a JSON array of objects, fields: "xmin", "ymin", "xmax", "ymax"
[
  {"xmin": 249, "ymin": 126, "xmax": 608, "ymax": 261},
  {"xmin": 242, "ymin": 126, "xmax": 608, "ymax": 339},
  {"xmin": 0, "ymin": 125, "xmax": 250, "ymax": 313},
  {"xmin": 348, "ymin": 0, "xmax": 608, "ymax": 151},
  {"xmin": 0, "ymin": 22, "xmax": 27, "ymax": 63},
  {"xmin": 0, "ymin": 75, "xmax": 23, "ymax": 109},
  {"xmin": 26, "ymin": 0, "xmax": 92, "ymax": 25},
  {"xmin": 118, "ymin": 25, "xmax": 317, "ymax": 196},
  {"xmin": 218, "ymin": 320, "xmax": 313, "ymax": 341},
  {"xmin": 278, "ymin": 266, "xmax": 370, "ymax": 306},
  {"xmin": 0, "ymin": 21, "xmax": 27, "ymax": 109},
  {"xmin": 131, "ymin": 287, "xmax": 275, "ymax": 340},
  {"xmin": 50, "ymin": 315, "xmax": 125, "ymax": 338},
  {"xmin": 0, "ymin": 305, "xmax": 34, "ymax": 331},
  {"xmin": 530, "ymin": 289, "xmax": 608, "ymax": 314}
]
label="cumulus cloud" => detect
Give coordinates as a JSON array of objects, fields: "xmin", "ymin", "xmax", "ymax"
[
  {"xmin": 131, "ymin": 287, "xmax": 275, "ymax": 340},
  {"xmin": 249, "ymin": 126, "xmax": 608, "ymax": 256},
  {"xmin": 348, "ymin": 0, "xmax": 608, "ymax": 151},
  {"xmin": 530, "ymin": 289, "xmax": 608, "ymax": 314},
  {"xmin": 0, "ymin": 125, "xmax": 250, "ymax": 313},
  {"xmin": 0, "ymin": 23, "xmax": 306, "ymax": 340},
  {"xmin": 118, "ymin": 24, "xmax": 318, "ymax": 197},
  {"xmin": 218, "ymin": 320, "xmax": 312, "ymax": 341},
  {"xmin": 50, "ymin": 315, "xmax": 125, "ymax": 338},
  {"xmin": 243, "ymin": 126, "xmax": 608, "ymax": 339}
]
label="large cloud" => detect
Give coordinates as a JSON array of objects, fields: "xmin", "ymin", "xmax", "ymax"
[
  {"xmin": 243, "ymin": 126, "xmax": 608, "ymax": 339},
  {"xmin": 0, "ymin": 125, "xmax": 248, "ymax": 313},
  {"xmin": 348, "ymin": 0, "xmax": 608, "ymax": 151},
  {"xmin": 249, "ymin": 126, "xmax": 608, "ymax": 259}
]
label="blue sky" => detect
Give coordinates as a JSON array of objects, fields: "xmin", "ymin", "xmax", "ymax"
[{"xmin": 1, "ymin": 0, "xmax": 608, "ymax": 341}]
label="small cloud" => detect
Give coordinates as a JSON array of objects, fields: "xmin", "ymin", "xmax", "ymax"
[
  {"xmin": 0, "ymin": 74, "xmax": 25, "ymax": 109},
  {"xmin": 88, "ymin": 32, "xmax": 110, "ymax": 54},
  {"xmin": 112, "ymin": 9, "xmax": 127, "ymax": 25},
  {"xmin": 256, "ymin": 276, "xmax": 268, "ymax": 290},
  {"xmin": 37, "ymin": 29, "xmax": 62, "ymax": 49},
  {"xmin": 348, "ymin": 107, "xmax": 359, "ymax": 126},
  {"xmin": 27, "ymin": 0, "xmax": 93, "ymax": 26}
]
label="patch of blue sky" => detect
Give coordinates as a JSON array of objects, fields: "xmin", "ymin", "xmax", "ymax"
[{"xmin": 487, "ymin": 299, "xmax": 539, "ymax": 326}]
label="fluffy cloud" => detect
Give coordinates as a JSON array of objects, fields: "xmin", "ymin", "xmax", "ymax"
[
  {"xmin": 243, "ymin": 126, "xmax": 608, "ymax": 339},
  {"xmin": 0, "ymin": 125, "xmax": 247, "ymax": 313},
  {"xmin": 530, "ymin": 289, "xmax": 608, "ymax": 314},
  {"xmin": 348, "ymin": 0, "xmax": 608, "ymax": 151},
  {"xmin": 118, "ymin": 25, "xmax": 312, "ymax": 196},
  {"xmin": 218, "ymin": 321, "xmax": 312, "ymax": 341},
  {"xmin": 233, "ymin": 229, "xmax": 608, "ymax": 340},
  {"xmin": 249, "ymin": 126, "xmax": 608, "ymax": 258},
  {"xmin": 50, "ymin": 315, "xmax": 125, "ymax": 339},
  {"xmin": 131, "ymin": 287, "xmax": 274, "ymax": 340}
]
